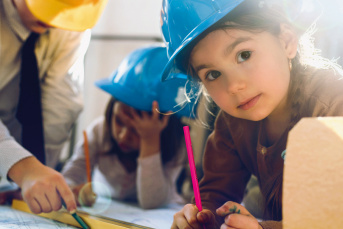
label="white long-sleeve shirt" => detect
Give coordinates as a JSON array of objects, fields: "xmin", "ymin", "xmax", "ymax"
[
  {"xmin": 62, "ymin": 116, "xmax": 186, "ymax": 209},
  {"xmin": 0, "ymin": 0, "xmax": 91, "ymax": 179}
]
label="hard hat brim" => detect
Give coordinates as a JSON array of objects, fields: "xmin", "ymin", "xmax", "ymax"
[
  {"xmin": 95, "ymin": 73, "xmax": 199, "ymax": 119},
  {"xmin": 25, "ymin": 0, "xmax": 108, "ymax": 31},
  {"xmin": 95, "ymin": 76, "xmax": 154, "ymax": 112},
  {"xmin": 161, "ymin": 0, "xmax": 244, "ymax": 82}
]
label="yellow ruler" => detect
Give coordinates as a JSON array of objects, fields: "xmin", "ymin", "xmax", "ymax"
[{"xmin": 12, "ymin": 199, "xmax": 153, "ymax": 229}]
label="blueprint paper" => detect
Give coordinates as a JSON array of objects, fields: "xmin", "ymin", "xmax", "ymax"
[
  {"xmin": 80, "ymin": 197, "xmax": 183, "ymax": 229},
  {"xmin": 0, "ymin": 196, "xmax": 183, "ymax": 229},
  {"xmin": 0, "ymin": 205, "xmax": 76, "ymax": 229}
]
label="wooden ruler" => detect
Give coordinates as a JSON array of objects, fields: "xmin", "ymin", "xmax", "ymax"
[{"xmin": 12, "ymin": 199, "xmax": 153, "ymax": 229}]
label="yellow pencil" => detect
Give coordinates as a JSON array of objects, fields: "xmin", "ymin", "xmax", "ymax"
[{"xmin": 83, "ymin": 130, "xmax": 91, "ymax": 183}]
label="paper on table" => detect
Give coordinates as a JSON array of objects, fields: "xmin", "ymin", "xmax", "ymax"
[
  {"xmin": 12, "ymin": 199, "xmax": 149, "ymax": 229},
  {"xmin": 8, "ymin": 197, "xmax": 183, "ymax": 229},
  {"xmin": 0, "ymin": 205, "xmax": 74, "ymax": 229},
  {"xmin": 85, "ymin": 197, "xmax": 184, "ymax": 229}
]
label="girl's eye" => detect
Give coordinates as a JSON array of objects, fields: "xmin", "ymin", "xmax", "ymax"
[
  {"xmin": 205, "ymin": 70, "xmax": 221, "ymax": 81},
  {"xmin": 237, "ymin": 51, "xmax": 252, "ymax": 63}
]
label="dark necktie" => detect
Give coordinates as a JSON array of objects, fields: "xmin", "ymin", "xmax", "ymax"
[{"xmin": 16, "ymin": 32, "xmax": 45, "ymax": 164}]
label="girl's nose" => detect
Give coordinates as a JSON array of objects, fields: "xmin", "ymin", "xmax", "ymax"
[{"xmin": 225, "ymin": 73, "xmax": 246, "ymax": 95}]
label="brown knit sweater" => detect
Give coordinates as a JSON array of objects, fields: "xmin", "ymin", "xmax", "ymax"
[{"xmin": 196, "ymin": 67, "xmax": 343, "ymax": 228}]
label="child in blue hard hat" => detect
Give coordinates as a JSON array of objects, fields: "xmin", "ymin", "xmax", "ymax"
[
  {"xmin": 160, "ymin": 0, "xmax": 343, "ymax": 228},
  {"xmin": 61, "ymin": 45, "xmax": 198, "ymax": 209}
]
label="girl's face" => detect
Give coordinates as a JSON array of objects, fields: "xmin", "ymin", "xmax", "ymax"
[
  {"xmin": 111, "ymin": 102, "xmax": 140, "ymax": 153},
  {"xmin": 190, "ymin": 26, "xmax": 297, "ymax": 121}
]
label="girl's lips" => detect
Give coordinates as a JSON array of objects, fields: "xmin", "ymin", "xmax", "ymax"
[{"xmin": 238, "ymin": 94, "xmax": 261, "ymax": 110}]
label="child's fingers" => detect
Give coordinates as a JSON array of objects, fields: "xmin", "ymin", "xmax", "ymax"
[
  {"xmin": 127, "ymin": 106, "xmax": 141, "ymax": 122},
  {"xmin": 79, "ymin": 183, "xmax": 97, "ymax": 207},
  {"xmin": 183, "ymin": 204, "xmax": 204, "ymax": 228},
  {"xmin": 71, "ymin": 184, "xmax": 83, "ymax": 206},
  {"xmin": 172, "ymin": 204, "xmax": 210, "ymax": 229},
  {"xmin": 216, "ymin": 201, "xmax": 250, "ymax": 217},
  {"xmin": 128, "ymin": 109, "xmax": 138, "ymax": 120},
  {"xmin": 223, "ymin": 213, "xmax": 259, "ymax": 229},
  {"xmin": 217, "ymin": 201, "xmax": 260, "ymax": 229},
  {"xmin": 151, "ymin": 101, "xmax": 160, "ymax": 119},
  {"xmin": 140, "ymin": 110, "xmax": 151, "ymax": 119},
  {"xmin": 172, "ymin": 211, "xmax": 194, "ymax": 229},
  {"xmin": 196, "ymin": 209, "xmax": 212, "ymax": 223},
  {"xmin": 122, "ymin": 110, "xmax": 139, "ymax": 128}
]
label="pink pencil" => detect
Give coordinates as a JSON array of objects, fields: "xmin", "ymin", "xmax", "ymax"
[{"xmin": 183, "ymin": 126, "xmax": 206, "ymax": 228}]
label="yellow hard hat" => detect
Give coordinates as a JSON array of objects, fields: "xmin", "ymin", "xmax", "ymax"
[{"xmin": 25, "ymin": 0, "xmax": 108, "ymax": 31}]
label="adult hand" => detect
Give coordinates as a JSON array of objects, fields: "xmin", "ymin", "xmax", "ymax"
[
  {"xmin": 171, "ymin": 203, "xmax": 216, "ymax": 229},
  {"xmin": 216, "ymin": 201, "xmax": 262, "ymax": 229},
  {"xmin": 71, "ymin": 183, "xmax": 97, "ymax": 207},
  {"xmin": 8, "ymin": 157, "xmax": 76, "ymax": 214}
]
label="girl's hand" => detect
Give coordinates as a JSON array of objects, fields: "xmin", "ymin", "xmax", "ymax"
[
  {"xmin": 71, "ymin": 183, "xmax": 97, "ymax": 207},
  {"xmin": 130, "ymin": 101, "xmax": 170, "ymax": 140},
  {"xmin": 171, "ymin": 203, "xmax": 216, "ymax": 229},
  {"xmin": 216, "ymin": 201, "xmax": 262, "ymax": 229},
  {"xmin": 130, "ymin": 101, "xmax": 170, "ymax": 157}
]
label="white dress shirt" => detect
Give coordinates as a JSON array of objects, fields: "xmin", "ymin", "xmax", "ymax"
[{"xmin": 0, "ymin": 0, "xmax": 91, "ymax": 179}]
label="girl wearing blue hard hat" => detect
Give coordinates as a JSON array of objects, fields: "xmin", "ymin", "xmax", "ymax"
[
  {"xmin": 160, "ymin": 0, "xmax": 343, "ymax": 228},
  {"xmin": 62, "ymin": 45, "xmax": 198, "ymax": 209}
]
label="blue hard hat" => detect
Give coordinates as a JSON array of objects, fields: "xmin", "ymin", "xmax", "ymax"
[
  {"xmin": 95, "ymin": 45, "xmax": 199, "ymax": 119},
  {"xmin": 160, "ymin": 0, "xmax": 321, "ymax": 82},
  {"xmin": 160, "ymin": 0, "xmax": 245, "ymax": 81}
]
